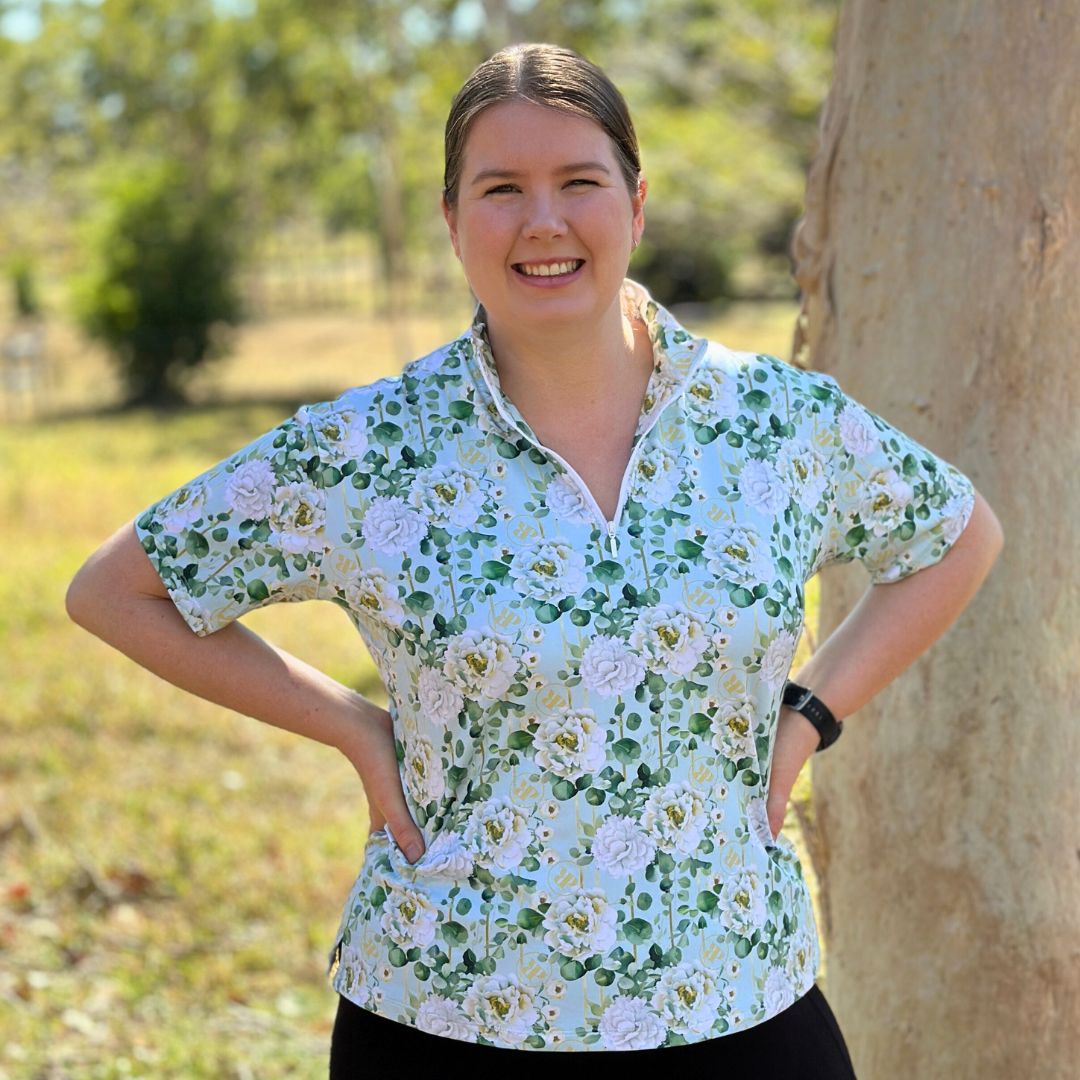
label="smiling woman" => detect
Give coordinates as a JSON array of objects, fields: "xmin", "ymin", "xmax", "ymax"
[{"xmin": 66, "ymin": 37, "xmax": 996, "ymax": 1078}]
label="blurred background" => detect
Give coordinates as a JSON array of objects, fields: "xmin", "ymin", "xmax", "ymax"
[{"xmin": 0, "ymin": 1, "xmax": 839, "ymax": 1075}]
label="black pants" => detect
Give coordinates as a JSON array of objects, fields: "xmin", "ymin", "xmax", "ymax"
[{"xmin": 329, "ymin": 982, "xmax": 858, "ymax": 1077}]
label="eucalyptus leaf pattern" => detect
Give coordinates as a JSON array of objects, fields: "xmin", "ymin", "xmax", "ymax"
[{"xmin": 134, "ymin": 278, "xmax": 974, "ymax": 1051}]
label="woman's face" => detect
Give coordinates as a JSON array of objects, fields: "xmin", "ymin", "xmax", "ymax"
[{"xmin": 442, "ymin": 98, "xmax": 646, "ymax": 336}]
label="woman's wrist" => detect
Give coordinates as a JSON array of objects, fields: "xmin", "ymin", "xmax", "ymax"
[{"xmin": 779, "ymin": 703, "xmax": 826, "ymax": 756}]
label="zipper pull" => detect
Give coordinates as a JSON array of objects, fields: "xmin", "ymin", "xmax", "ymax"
[{"xmin": 607, "ymin": 522, "xmax": 619, "ymax": 559}]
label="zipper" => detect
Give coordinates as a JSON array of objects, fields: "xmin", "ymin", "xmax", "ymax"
[{"xmin": 474, "ymin": 337, "xmax": 711, "ymax": 560}]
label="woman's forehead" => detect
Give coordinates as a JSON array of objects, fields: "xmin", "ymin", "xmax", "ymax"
[{"xmin": 462, "ymin": 100, "xmax": 614, "ymax": 171}]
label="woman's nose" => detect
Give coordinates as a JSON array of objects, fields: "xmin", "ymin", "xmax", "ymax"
[{"xmin": 521, "ymin": 194, "xmax": 568, "ymax": 239}]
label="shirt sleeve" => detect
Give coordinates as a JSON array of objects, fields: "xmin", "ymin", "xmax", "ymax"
[
  {"xmin": 811, "ymin": 373, "xmax": 976, "ymax": 585},
  {"xmin": 132, "ymin": 404, "xmax": 333, "ymax": 636}
]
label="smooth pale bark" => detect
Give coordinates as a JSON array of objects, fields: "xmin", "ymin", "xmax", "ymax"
[{"xmin": 789, "ymin": 3, "xmax": 1078, "ymax": 1078}]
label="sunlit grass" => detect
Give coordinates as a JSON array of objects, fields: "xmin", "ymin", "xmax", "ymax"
[{"xmin": 1, "ymin": 296, "xmax": 825, "ymax": 1075}]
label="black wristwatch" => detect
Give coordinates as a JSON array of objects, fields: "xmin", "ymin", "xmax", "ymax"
[{"xmin": 782, "ymin": 680, "xmax": 843, "ymax": 752}]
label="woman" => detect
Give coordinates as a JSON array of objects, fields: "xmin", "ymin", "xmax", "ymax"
[{"xmin": 66, "ymin": 43, "xmax": 1003, "ymax": 1075}]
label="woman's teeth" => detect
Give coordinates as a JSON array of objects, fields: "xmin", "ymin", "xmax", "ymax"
[{"xmin": 515, "ymin": 260, "xmax": 584, "ymax": 277}]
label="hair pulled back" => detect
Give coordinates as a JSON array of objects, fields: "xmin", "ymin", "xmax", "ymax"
[{"xmin": 442, "ymin": 43, "xmax": 641, "ymax": 210}]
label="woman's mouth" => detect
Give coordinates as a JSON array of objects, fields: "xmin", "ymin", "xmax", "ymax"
[{"xmin": 511, "ymin": 259, "xmax": 586, "ymax": 286}]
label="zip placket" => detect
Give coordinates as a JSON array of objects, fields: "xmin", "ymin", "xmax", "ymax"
[{"xmin": 473, "ymin": 337, "xmax": 710, "ymax": 560}]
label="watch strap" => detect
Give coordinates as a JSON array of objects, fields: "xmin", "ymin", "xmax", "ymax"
[{"xmin": 782, "ymin": 680, "xmax": 843, "ymax": 751}]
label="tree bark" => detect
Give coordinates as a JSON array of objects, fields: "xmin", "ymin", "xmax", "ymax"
[{"xmin": 790, "ymin": 4, "xmax": 1079, "ymax": 1078}]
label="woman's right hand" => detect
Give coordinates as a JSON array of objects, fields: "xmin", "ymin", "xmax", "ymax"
[{"xmin": 337, "ymin": 700, "xmax": 425, "ymax": 863}]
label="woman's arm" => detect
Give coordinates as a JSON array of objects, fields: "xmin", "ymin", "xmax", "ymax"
[
  {"xmin": 65, "ymin": 519, "xmax": 425, "ymax": 861},
  {"xmin": 766, "ymin": 488, "xmax": 1004, "ymax": 838},
  {"xmin": 791, "ymin": 487, "xmax": 1004, "ymax": 721}
]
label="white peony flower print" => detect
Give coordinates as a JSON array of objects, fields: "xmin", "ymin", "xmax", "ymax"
[
  {"xmin": 160, "ymin": 478, "xmax": 211, "ymax": 533},
  {"xmin": 630, "ymin": 444, "xmax": 683, "ymax": 505},
  {"xmin": 590, "ymin": 814, "xmax": 657, "ymax": 875},
  {"xmin": 738, "ymin": 457, "xmax": 790, "ymax": 515},
  {"xmin": 443, "ymin": 628, "xmax": 518, "ymax": 704},
  {"xmin": 225, "ymin": 459, "xmax": 276, "ymax": 520},
  {"xmin": 577, "ymin": 635, "xmax": 647, "ymax": 697},
  {"xmin": 701, "ymin": 523, "xmax": 774, "ymax": 586},
  {"xmin": 464, "ymin": 797, "xmax": 533, "ymax": 871},
  {"xmin": 836, "ymin": 399, "xmax": 880, "ymax": 458},
  {"xmin": 301, "ymin": 404, "xmax": 370, "ymax": 467},
  {"xmin": 746, "ymin": 796, "xmax": 773, "ymax": 848},
  {"xmin": 641, "ymin": 781, "xmax": 710, "ymax": 855},
  {"xmin": 405, "ymin": 829, "xmax": 475, "ymax": 882},
  {"xmin": 639, "ymin": 365, "xmax": 683, "ymax": 421},
  {"xmin": 416, "ymin": 665, "xmax": 464, "ymax": 726},
  {"xmin": 774, "ymin": 440, "xmax": 829, "ymax": 511},
  {"xmin": 508, "ymin": 537, "xmax": 587, "ymax": 602},
  {"xmin": 596, "ymin": 997, "xmax": 669, "ymax": 1049},
  {"xmin": 532, "ymin": 706, "xmax": 606, "ymax": 780},
  {"xmin": 403, "ymin": 734, "xmax": 445, "ymax": 806},
  {"xmin": 461, "ymin": 974, "xmax": 539, "ymax": 1047},
  {"xmin": 409, "ymin": 464, "xmax": 487, "ymax": 528},
  {"xmin": 330, "ymin": 942, "xmax": 377, "ymax": 1006},
  {"xmin": 598, "ymin": 996, "xmax": 669, "ymax": 1050},
  {"xmin": 786, "ymin": 924, "xmax": 818, "ymax": 986},
  {"xmin": 545, "ymin": 472, "xmax": 595, "ymax": 525},
  {"xmin": 850, "ymin": 467, "xmax": 915, "ymax": 538},
  {"xmin": 710, "ymin": 699, "xmax": 758, "ymax": 761},
  {"xmin": 342, "ymin": 566, "xmax": 405, "ymax": 628},
  {"xmin": 269, "ymin": 481, "xmax": 326, "ymax": 555},
  {"xmin": 360, "ymin": 495, "xmax": 428, "ymax": 554},
  {"xmin": 651, "ymin": 961, "xmax": 726, "ymax": 1037},
  {"xmin": 629, "ymin": 603, "xmax": 710, "ymax": 677},
  {"xmin": 942, "ymin": 489, "xmax": 976, "ymax": 544},
  {"xmin": 759, "ymin": 628, "xmax": 798, "ymax": 690},
  {"xmin": 171, "ymin": 590, "xmax": 212, "ymax": 635},
  {"xmin": 718, "ymin": 865, "xmax": 768, "ymax": 936},
  {"xmin": 542, "ymin": 888, "xmax": 618, "ymax": 960},
  {"xmin": 684, "ymin": 366, "xmax": 741, "ymax": 425},
  {"xmin": 378, "ymin": 879, "xmax": 440, "ymax": 949},
  {"xmin": 414, "ymin": 993, "xmax": 481, "ymax": 1043},
  {"xmin": 763, "ymin": 966, "xmax": 797, "ymax": 1017}
]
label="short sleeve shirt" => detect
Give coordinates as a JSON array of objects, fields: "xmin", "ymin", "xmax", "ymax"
[{"xmin": 133, "ymin": 277, "xmax": 976, "ymax": 1050}]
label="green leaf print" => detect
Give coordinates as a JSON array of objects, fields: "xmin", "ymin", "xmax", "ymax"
[
  {"xmin": 559, "ymin": 959, "xmax": 587, "ymax": 981},
  {"xmin": 246, "ymin": 579, "xmax": 270, "ymax": 602},
  {"xmin": 674, "ymin": 539, "xmax": 703, "ymax": 558},
  {"xmin": 623, "ymin": 919, "xmax": 653, "ymax": 944},
  {"xmin": 440, "ymin": 922, "xmax": 468, "ymax": 946},
  {"xmin": 516, "ymin": 908, "xmax": 544, "ymax": 930},
  {"xmin": 185, "ymin": 531, "xmax": 209, "ymax": 558},
  {"xmin": 405, "ymin": 590, "xmax": 434, "ymax": 613},
  {"xmin": 593, "ymin": 560, "xmax": 624, "ymax": 583}
]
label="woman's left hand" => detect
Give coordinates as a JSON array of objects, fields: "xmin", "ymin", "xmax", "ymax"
[{"xmin": 765, "ymin": 705, "xmax": 823, "ymax": 841}]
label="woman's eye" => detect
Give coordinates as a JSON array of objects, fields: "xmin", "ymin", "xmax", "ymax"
[{"xmin": 484, "ymin": 179, "xmax": 597, "ymax": 195}]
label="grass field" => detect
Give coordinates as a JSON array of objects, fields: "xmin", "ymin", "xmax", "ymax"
[{"xmin": 0, "ymin": 296, "xmax": 828, "ymax": 1077}]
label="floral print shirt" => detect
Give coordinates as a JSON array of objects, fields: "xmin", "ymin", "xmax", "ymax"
[{"xmin": 133, "ymin": 278, "xmax": 976, "ymax": 1051}]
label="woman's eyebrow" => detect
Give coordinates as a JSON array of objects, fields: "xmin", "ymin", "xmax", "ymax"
[{"xmin": 469, "ymin": 161, "xmax": 612, "ymax": 185}]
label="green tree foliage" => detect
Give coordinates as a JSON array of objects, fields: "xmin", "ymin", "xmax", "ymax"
[
  {"xmin": 6, "ymin": 251, "xmax": 41, "ymax": 317},
  {"xmin": 1, "ymin": 0, "xmax": 838, "ymax": 316},
  {"xmin": 69, "ymin": 157, "xmax": 244, "ymax": 407}
]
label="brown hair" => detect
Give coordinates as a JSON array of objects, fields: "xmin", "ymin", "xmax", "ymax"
[{"xmin": 442, "ymin": 43, "xmax": 642, "ymax": 210}]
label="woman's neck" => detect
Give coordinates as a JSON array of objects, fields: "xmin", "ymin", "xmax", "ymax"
[{"xmin": 484, "ymin": 294, "xmax": 653, "ymax": 418}]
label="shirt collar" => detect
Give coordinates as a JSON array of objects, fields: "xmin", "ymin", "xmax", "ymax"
[{"xmin": 462, "ymin": 277, "xmax": 709, "ymax": 443}]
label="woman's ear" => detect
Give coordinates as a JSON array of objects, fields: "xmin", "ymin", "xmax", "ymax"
[
  {"xmin": 632, "ymin": 176, "xmax": 647, "ymax": 247},
  {"xmin": 441, "ymin": 192, "xmax": 460, "ymax": 260}
]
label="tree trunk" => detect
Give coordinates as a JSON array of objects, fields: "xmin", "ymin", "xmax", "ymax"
[{"xmin": 790, "ymin": 4, "xmax": 1079, "ymax": 1078}]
